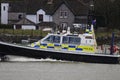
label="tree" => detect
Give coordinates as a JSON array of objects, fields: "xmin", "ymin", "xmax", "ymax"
[
  {"xmin": 94, "ymin": 0, "xmax": 112, "ymax": 26},
  {"xmin": 94, "ymin": 0, "xmax": 120, "ymax": 29}
]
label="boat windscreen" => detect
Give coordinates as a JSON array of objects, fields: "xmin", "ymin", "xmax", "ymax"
[
  {"xmin": 43, "ymin": 35, "xmax": 61, "ymax": 43},
  {"xmin": 62, "ymin": 36, "xmax": 81, "ymax": 45}
]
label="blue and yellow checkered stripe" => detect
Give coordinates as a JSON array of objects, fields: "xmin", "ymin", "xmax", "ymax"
[
  {"xmin": 40, "ymin": 43, "xmax": 61, "ymax": 49},
  {"xmin": 31, "ymin": 42, "xmax": 61, "ymax": 50},
  {"xmin": 31, "ymin": 42, "xmax": 40, "ymax": 48},
  {"xmin": 31, "ymin": 42, "xmax": 95, "ymax": 52}
]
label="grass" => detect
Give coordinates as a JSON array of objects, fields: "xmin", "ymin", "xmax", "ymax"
[
  {"xmin": 0, "ymin": 29, "xmax": 49, "ymax": 37},
  {"xmin": 0, "ymin": 28, "xmax": 120, "ymax": 38},
  {"xmin": 95, "ymin": 29, "xmax": 120, "ymax": 38}
]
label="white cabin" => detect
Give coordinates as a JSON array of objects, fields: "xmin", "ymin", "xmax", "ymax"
[{"xmin": 31, "ymin": 25, "xmax": 97, "ymax": 53}]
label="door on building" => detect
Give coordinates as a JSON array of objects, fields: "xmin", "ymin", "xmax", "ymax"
[{"xmin": 60, "ymin": 22, "xmax": 68, "ymax": 30}]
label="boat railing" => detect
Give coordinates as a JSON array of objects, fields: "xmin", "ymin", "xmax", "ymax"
[{"xmin": 96, "ymin": 45, "xmax": 120, "ymax": 55}]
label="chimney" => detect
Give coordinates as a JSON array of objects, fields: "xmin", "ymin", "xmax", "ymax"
[{"xmin": 47, "ymin": 0, "xmax": 53, "ymax": 4}]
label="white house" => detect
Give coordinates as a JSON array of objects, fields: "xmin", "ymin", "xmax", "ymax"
[
  {"xmin": 1, "ymin": 2, "xmax": 54, "ymax": 30},
  {"xmin": 26, "ymin": 9, "xmax": 53, "ymax": 24},
  {"xmin": 1, "ymin": 3, "xmax": 53, "ymax": 30},
  {"xmin": 1, "ymin": 0, "xmax": 92, "ymax": 30},
  {"xmin": 13, "ymin": 18, "xmax": 36, "ymax": 30},
  {"xmin": 13, "ymin": 9, "xmax": 53, "ymax": 30}
]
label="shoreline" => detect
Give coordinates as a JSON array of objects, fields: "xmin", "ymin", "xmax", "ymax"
[
  {"xmin": 0, "ymin": 34, "xmax": 120, "ymax": 45},
  {"xmin": 0, "ymin": 34, "xmax": 43, "ymax": 43}
]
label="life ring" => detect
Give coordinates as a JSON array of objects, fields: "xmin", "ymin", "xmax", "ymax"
[
  {"xmin": 109, "ymin": 45, "xmax": 119, "ymax": 53},
  {"xmin": 113, "ymin": 45, "xmax": 119, "ymax": 53}
]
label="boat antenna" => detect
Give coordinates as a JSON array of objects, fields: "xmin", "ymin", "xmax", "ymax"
[{"xmin": 110, "ymin": 33, "xmax": 115, "ymax": 55}]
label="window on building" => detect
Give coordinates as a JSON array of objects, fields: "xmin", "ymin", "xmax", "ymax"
[
  {"xmin": 39, "ymin": 14, "xmax": 43, "ymax": 22},
  {"xmin": 60, "ymin": 11, "xmax": 68, "ymax": 18},
  {"xmin": 3, "ymin": 6, "xmax": 5, "ymax": 11},
  {"xmin": 64, "ymin": 11, "xmax": 68, "ymax": 18},
  {"xmin": 18, "ymin": 14, "xmax": 22, "ymax": 19},
  {"xmin": 16, "ymin": 25, "xmax": 21, "ymax": 29},
  {"xmin": 60, "ymin": 11, "xmax": 64, "ymax": 18},
  {"xmin": 60, "ymin": 22, "xmax": 68, "ymax": 30}
]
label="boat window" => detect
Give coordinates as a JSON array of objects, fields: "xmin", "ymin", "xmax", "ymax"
[
  {"xmin": 53, "ymin": 36, "xmax": 60, "ymax": 43},
  {"xmin": 43, "ymin": 35, "xmax": 53, "ymax": 43},
  {"xmin": 69, "ymin": 37, "xmax": 80, "ymax": 45},
  {"xmin": 69, "ymin": 37, "xmax": 74, "ymax": 44},
  {"xmin": 85, "ymin": 36, "xmax": 93, "ymax": 39},
  {"xmin": 74, "ymin": 37, "xmax": 80, "ymax": 44},
  {"xmin": 63, "ymin": 36, "xmax": 69, "ymax": 44},
  {"xmin": 43, "ymin": 35, "xmax": 60, "ymax": 43},
  {"xmin": 62, "ymin": 36, "xmax": 80, "ymax": 45}
]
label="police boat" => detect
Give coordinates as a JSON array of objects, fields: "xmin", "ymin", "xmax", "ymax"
[{"xmin": 0, "ymin": 25, "xmax": 120, "ymax": 63}]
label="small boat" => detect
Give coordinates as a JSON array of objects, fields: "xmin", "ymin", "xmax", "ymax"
[{"xmin": 0, "ymin": 25, "xmax": 120, "ymax": 64}]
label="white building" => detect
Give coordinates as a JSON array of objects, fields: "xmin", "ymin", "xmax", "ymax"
[
  {"xmin": 1, "ymin": 3, "xmax": 9, "ymax": 24},
  {"xmin": 1, "ymin": 0, "xmax": 91, "ymax": 30}
]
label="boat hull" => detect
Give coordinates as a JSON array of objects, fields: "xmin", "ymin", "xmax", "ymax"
[{"xmin": 0, "ymin": 42, "xmax": 120, "ymax": 64}]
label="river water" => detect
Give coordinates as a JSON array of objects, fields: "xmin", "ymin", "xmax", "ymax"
[{"xmin": 0, "ymin": 56, "xmax": 120, "ymax": 80}]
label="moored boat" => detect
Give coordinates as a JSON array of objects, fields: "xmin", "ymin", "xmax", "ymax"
[{"xmin": 0, "ymin": 25, "xmax": 120, "ymax": 64}]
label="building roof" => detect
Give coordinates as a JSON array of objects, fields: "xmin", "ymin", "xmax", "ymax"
[
  {"xmin": 1, "ymin": 0, "xmax": 25, "ymax": 12},
  {"xmin": 1, "ymin": 0, "xmax": 92, "ymax": 16},
  {"xmin": 15, "ymin": 18, "xmax": 35, "ymax": 25},
  {"xmin": 38, "ymin": 22, "xmax": 57, "ymax": 28}
]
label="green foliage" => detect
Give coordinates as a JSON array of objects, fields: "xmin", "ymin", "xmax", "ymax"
[
  {"xmin": 0, "ymin": 24, "xmax": 13, "ymax": 29},
  {"xmin": 95, "ymin": 28, "xmax": 120, "ymax": 38},
  {"xmin": 0, "ymin": 29, "xmax": 49, "ymax": 37},
  {"xmin": 94, "ymin": 0, "xmax": 120, "ymax": 28}
]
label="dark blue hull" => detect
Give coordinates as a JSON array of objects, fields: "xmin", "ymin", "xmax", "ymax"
[{"xmin": 0, "ymin": 42, "xmax": 120, "ymax": 64}]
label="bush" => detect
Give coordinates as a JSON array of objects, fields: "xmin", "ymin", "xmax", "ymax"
[{"xmin": 0, "ymin": 24, "xmax": 13, "ymax": 29}]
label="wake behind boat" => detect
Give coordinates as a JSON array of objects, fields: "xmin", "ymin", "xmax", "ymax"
[{"xmin": 0, "ymin": 25, "xmax": 120, "ymax": 64}]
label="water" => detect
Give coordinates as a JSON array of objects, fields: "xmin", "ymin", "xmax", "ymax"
[{"xmin": 0, "ymin": 56, "xmax": 120, "ymax": 80}]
